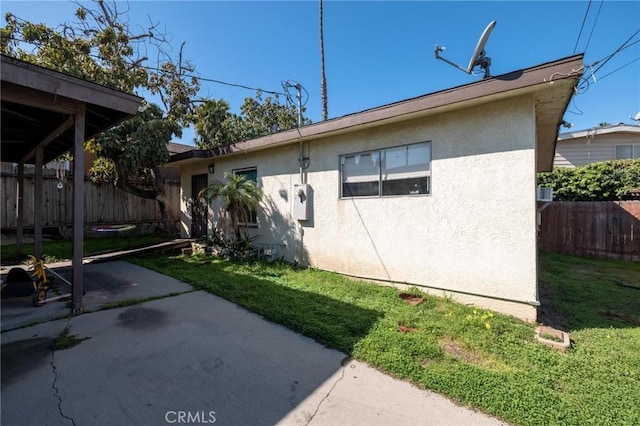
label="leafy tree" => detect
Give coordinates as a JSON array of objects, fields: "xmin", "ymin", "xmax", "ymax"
[
  {"xmin": 537, "ymin": 159, "xmax": 640, "ymax": 201},
  {"xmin": 1, "ymin": 0, "xmax": 199, "ymax": 235},
  {"xmin": 199, "ymin": 171, "xmax": 263, "ymax": 242},
  {"xmin": 193, "ymin": 92, "xmax": 311, "ymax": 150},
  {"xmin": 192, "ymin": 99, "xmax": 243, "ymax": 148}
]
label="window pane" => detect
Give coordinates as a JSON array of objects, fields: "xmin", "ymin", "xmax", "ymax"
[
  {"xmin": 342, "ymin": 152, "xmax": 380, "ymax": 182},
  {"xmin": 382, "ymin": 142, "xmax": 430, "ymax": 195},
  {"xmin": 342, "ymin": 152, "xmax": 380, "ymax": 196},
  {"xmin": 236, "ymin": 168, "xmax": 257, "ymax": 183},
  {"xmin": 634, "ymin": 145, "xmax": 640, "ymax": 159},
  {"xmin": 342, "ymin": 181, "xmax": 380, "ymax": 197},
  {"xmin": 616, "ymin": 145, "xmax": 633, "ymax": 159},
  {"xmin": 382, "ymin": 176, "xmax": 430, "ymax": 196},
  {"xmin": 233, "ymin": 168, "xmax": 258, "ymax": 224}
]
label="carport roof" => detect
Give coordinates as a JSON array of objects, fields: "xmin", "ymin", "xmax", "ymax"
[{"xmin": 0, "ymin": 54, "xmax": 142, "ymax": 165}]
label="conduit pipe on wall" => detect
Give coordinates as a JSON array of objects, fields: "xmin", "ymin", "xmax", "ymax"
[
  {"xmin": 298, "ymin": 140, "xmax": 310, "ymax": 184},
  {"xmin": 336, "ymin": 271, "xmax": 541, "ymax": 307},
  {"xmin": 299, "ymin": 140, "xmax": 303, "ymax": 183}
]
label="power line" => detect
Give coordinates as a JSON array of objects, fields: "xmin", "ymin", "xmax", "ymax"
[
  {"xmin": 140, "ymin": 63, "xmax": 288, "ymax": 97},
  {"xmin": 582, "ymin": 0, "xmax": 604, "ymax": 55},
  {"xmin": 591, "ymin": 29, "xmax": 640, "ymax": 75},
  {"xmin": 595, "ymin": 56, "xmax": 640, "ymax": 82},
  {"xmin": 573, "ymin": 0, "xmax": 592, "ymax": 54},
  {"xmin": 3, "ymin": 35, "xmax": 290, "ymax": 97},
  {"xmin": 578, "ymin": 30, "xmax": 640, "ymax": 90}
]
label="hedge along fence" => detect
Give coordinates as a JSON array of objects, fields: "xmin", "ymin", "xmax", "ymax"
[
  {"xmin": 537, "ymin": 159, "xmax": 640, "ymax": 201},
  {"xmin": 538, "ymin": 201, "xmax": 640, "ymax": 261},
  {"xmin": 0, "ymin": 165, "xmax": 180, "ymax": 233}
]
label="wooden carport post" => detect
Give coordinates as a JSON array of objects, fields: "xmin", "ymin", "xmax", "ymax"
[
  {"xmin": 72, "ymin": 106, "xmax": 85, "ymax": 314},
  {"xmin": 34, "ymin": 147, "xmax": 43, "ymax": 259},
  {"xmin": 16, "ymin": 162, "xmax": 24, "ymax": 256}
]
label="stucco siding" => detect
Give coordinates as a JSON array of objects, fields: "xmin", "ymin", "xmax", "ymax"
[
  {"xmin": 305, "ymin": 96, "xmax": 537, "ymax": 321},
  {"xmin": 180, "ymin": 95, "xmax": 538, "ymax": 320}
]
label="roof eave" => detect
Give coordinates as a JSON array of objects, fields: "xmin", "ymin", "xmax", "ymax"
[{"xmin": 170, "ymin": 54, "xmax": 584, "ymax": 169}]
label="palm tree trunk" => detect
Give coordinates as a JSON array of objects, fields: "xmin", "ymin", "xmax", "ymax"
[{"xmin": 319, "ymin": 0, "xmax": 328, "ymax": 121}]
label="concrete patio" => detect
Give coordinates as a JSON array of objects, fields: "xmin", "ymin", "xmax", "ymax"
[{"xmin": 1, "ymin": 260, "xmax": 505, "ymax": 425}]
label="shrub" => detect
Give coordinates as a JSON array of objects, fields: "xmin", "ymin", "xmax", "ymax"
[{"xmin": 537, "ymin": 159, "xmax": 640, "ymax": 201}]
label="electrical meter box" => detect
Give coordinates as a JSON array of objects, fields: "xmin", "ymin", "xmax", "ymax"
[{"xmin": 293, "ymin": 183, "xmax": 311, "ymax": 221}]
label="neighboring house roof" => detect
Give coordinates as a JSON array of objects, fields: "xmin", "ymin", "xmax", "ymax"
[
  {"xmin": 167, "ymin": 142, "xmax": 195, "ymax": 155},
  {"xmin": 554, "ymin": 123, "xmax": 640, "ymax": 168},
  {"xmin": 170, "ymin": 54, "xmax": 583, "ymax": 172},
  {"xmin": 558, "ymin": 124, "xmax": 640, "ymax": 140}
]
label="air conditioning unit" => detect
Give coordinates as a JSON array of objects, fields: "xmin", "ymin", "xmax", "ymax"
[{"xmin": 536, "ymin": 186, "xmax": 553, "ymax": 202}]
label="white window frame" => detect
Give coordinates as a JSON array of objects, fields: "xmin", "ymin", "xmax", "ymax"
[{"xmin": 340, "ymin": 141, "xmax": 431, "ymax": 198}]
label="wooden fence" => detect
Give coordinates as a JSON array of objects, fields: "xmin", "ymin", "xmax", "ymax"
[
  {"xmin": 1, "ymin": 166, "xmax": 180, "ymax": 233},
  {"xmin": 539, "ymin": 201, "xmax": 640, "ymax": 261}
]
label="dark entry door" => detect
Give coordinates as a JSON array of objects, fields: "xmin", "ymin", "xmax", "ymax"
[{"xmin": 191, "ymin": 174, "xmax": 208, "ymax": 238}]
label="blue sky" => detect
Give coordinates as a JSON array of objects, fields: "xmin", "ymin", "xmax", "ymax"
[{"xmin": 3, "ymin": 1, "xmax": 639, "ymax": 145}]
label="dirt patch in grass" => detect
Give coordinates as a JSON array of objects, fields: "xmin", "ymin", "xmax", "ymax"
[
  {"xmin": 570, "ymin": 265, "xmax": 600, "ymax": 277},
  {"xmin": 614, "ymin": 279, "xmax": 640, "ymax": 291},
  {"xmin": 438, "ymin": 337, "xmax": 484, "ymax": 366},
  {"xmin": 398, "ymin": 293, "xmax": 425, "ymax": 306},
  {"xmin": 437, "ymin": 337, "xmax": 515, "ymax": 372},
  {"xmin": 599, "ymin": 310, "xmax": 640, "ymax": 325},
  {"xmin": 397, "ymin": 322, "xmax": 419, "ymax": 333}
]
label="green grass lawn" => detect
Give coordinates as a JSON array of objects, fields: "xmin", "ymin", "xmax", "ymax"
[
  {"xmin": 1, "ymin": 235, "xmax": 170, "ymax": 265},
  {"xmin": 131, "ymin": 252, "xmax": 640, "ymax": 426}
]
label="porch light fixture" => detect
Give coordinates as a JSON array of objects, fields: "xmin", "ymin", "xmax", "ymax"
[{"xmin": 208, "ymin": 163, "xmax": 215, "ymax": 174}]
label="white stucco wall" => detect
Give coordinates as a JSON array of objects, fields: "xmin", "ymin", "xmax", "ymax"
[{"xmin": 180, "ymin": 95, "xmax": 539, "ymax": 321}]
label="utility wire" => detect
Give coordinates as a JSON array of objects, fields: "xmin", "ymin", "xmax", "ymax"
[
  {"xmin": 578, "ymin": 30, "xmax": 640, "ymax": 90},
  {"xmin": 573, "ymin": 0, "xmax": 592, "ymax": 54},
  {"xmin": 590, "ymin": 29, "xmax": 640, "ymax": 76},
  {"xmin": 139, "ymin": 64, "xmax": 288, "ymax": 97},
  {"xmin": 3, "ymin": 35, "xmax": 290, "ymax": 97},
  {"xmin": 194, "ymin": 76, "xmax": 286, "ymax": 97},
  {"xmin": 582, "ymin": 0, "xmax": 604, "ymax": 55},
  {"xmin": 595, "ymin": 56, "xmax": 640, "ymax": 82}
]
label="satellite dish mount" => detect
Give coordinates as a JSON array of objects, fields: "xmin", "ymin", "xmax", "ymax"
[{"xmin": 434, "ymin": 20, "xmax": 497, "ymax": 79}]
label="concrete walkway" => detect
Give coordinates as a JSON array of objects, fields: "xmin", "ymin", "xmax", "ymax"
[{"xmin": 1, "ymin": 262, "xmax": 506, "ymax": 425}]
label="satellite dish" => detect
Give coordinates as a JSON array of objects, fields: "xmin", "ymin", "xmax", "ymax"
[
  {"xmin": 434, "ymin": 20, "xmax": 497, "ymax": 79},
  {"xmin": 633, "ymin": 111, "xmax": 640, "ymax": 121}
]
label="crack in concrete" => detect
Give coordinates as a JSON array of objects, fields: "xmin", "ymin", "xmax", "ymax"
[
  {"xmin": 50, "ymin": 350, "xmax": 76, "ymax": 426},
  {"xmin": 50, "ymin": 319, "xmax": 77, "ymax": 426},
  {"xmin": 303, "ymin": 361, "xmax": 348, "ymax": 426}
]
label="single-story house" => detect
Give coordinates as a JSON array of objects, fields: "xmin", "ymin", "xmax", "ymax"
[
  {"xmin": 170, "ymin": 54, "xmax": 584, "ymax": 322},
  {"xmin": 554, "ymin": 123, "xmax": 640, "ymax": 168}
]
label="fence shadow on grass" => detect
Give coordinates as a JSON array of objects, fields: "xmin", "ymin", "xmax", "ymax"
[{"xmin": 537, "ymin": 251, "xmax": 640, "ymax": 332}]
